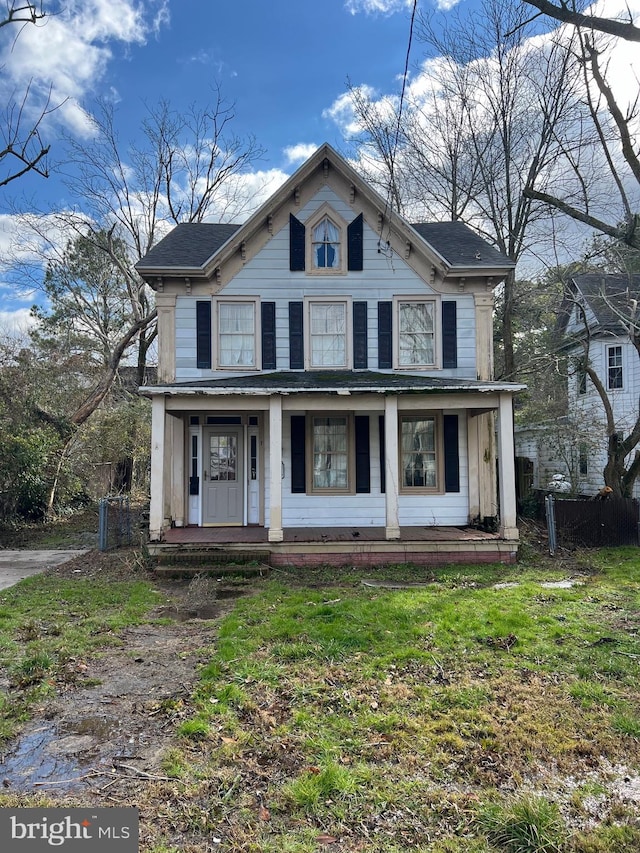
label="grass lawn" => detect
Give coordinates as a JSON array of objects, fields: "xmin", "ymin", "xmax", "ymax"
[{"xmin": 0, "ymin": 532, "xmax": 639, "ymax": 851}]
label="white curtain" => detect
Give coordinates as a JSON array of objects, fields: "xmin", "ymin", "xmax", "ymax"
[
  {"xmin": 399, "ymin": 302, "xmax": 435, "ymax": 365},
  {"xmin": 401, "ymin": 417, "xmax": 436, "ymax": 487},
  {"xmin": 219, "ymin": 303, "xmax": 255, "ymax": 366},
  {"xmin": 312, "ymin": 217, "xmax": 340, "ymax": 269},
  {"xmin": 313, "ymin": 417, "xmax": 348, "ymax": 488},
  {"xmin": 310, "ymin": 302, "xmax": 346, "ymax": 366}
]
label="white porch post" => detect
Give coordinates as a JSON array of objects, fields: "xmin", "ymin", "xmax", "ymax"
[
  {"xmin": 497, "ymin": 393, "xmax": 519, "ymax": 540},
  {"xmin": 171, "ymin": 415, "xmax": 185, "ymax": 528},
  {"xmin": 268, "ymin": 394, "xmax": 283, "ymax": 542},
  {"xmin": 149, "ymin": 395, "xmax": 167, "ymax": 541},
  {"xmin": 384, "ymin": 396, "xmax": 400, "ymax": 539}
]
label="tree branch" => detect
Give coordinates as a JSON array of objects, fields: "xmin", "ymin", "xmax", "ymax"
[{"xmin": 523, "ymin": 0, "xmax": 640, "ymax": 42}]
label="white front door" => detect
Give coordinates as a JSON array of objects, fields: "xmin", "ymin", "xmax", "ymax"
[{"xmin": 203, "ymin": 428, "xmax": 243, "ymax": 525}]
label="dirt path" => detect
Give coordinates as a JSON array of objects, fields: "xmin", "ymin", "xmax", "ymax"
[{"xmin": 0, "ymin": 549, "xmax": 245, "ymax": 800}]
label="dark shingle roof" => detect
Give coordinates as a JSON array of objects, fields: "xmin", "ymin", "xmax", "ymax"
[
  {"xmin": 136, "ymin": 223, "xmax": 241, "ymax": 270},
  {"xmin": 559, "ymin": 273, "xmax": 640, "ymax": 336},
  {"xmin": 410, "ymin": 221, "xmax": 513, "ymax": 268}
]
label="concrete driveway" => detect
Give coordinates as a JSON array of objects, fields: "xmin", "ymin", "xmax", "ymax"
[{"xmin": 0, "ymin": 551, "xmax": 88, "ymax": 591}]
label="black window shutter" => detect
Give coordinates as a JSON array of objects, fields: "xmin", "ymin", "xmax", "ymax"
[
  {"xmin": 289, "ymin": 301, "xmax": 304, "ymax": 369},
  {"xmin": 347, "ymin": 213, "xmax": 364, "ymax": 271},
  {"xmin": 378, "ymin": 301, "xmax": 392, "ymax": 369},
  {"xmin": 261, "ymin": 302, "xmax": 276, "ymax": 370},
  {"xmin": 379, "ymin": 415, "xmax": 386, "ymax": 494},
  {"xmin": 355, "ymin": 415, "xmax": 370, "ymax": 493},
  {"xmin": 196, "ymin": 300, "xmax": 212, "ymax": 369},
  {"xmin": 353, "ymin": 301, "xmax": 368, "ymax": 369},
  {"xmin": 442, "ymin": 301, "xmax": 458, "ymax": 369},
  {"xmin": 290, "ymin": 214, "xmax": 305, "ymax": 271},
  {"xmin": 443, "ymin": 414, "xmax": 460, "ymax": 493},
  {"xmin": 291, "ymin": 415, "xmax": 306, "ymax": 493}
]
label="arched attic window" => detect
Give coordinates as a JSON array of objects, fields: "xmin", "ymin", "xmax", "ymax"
[{"xmin": 312, "ymin": 216, "xmax": 341, "ymax": 270}]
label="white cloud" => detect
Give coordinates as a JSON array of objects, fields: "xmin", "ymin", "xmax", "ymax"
[
  {"xmin": 345, "ymin": 0, "xmax": 414, "ymax": 14},
  {"xmin": 283, "ymin": 144, "xmax": 319, "ymax": 167},
  {"xmin": 0, "ymin": 0, "xmax": 170, "ymax": 138},
  {"xmin": 0, "ymin": 308, "xmax": 36, "ymax": 335}
]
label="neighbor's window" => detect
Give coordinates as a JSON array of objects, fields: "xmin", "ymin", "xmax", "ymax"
[
  {"xmin": 579, "ymin": 442, "xmax": 588, "ymax": 477},
  {"xmin": 607, "ymin": 345, "xmax": 623, "ymax": 390},
  {"xmin": 398, "ymin": 301, "xmax": 436, "ymax": 366},
  {"xmin": 577, "ymin": 359, "xmax": 587, "ymax": 395},
  {"xmin": 312, "ymin": 216, "xmax": 341, "ymax": 270},
  {"xmin": 309, "ymin": 301, "xmax": 347, "ymax": 367},
  {"xmin": 311, "ymin": 416, "xmax": 350, "ymax": 491},
  {"xmin": 400, "ymin": 415, "xmax": 438, "ymax": 489},
  {"xmin": 218, "ymin": 302, "xmax": 255, "ymax": 367}
]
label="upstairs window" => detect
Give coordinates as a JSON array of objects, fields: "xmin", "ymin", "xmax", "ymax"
[
  {"xmin": 309, "ymin": 301, "xmax": 348, "ymax": 368},
  {"xmin": 218, "ymin": 302, "xmax": 256, "ymax": 368},
  {"xmin": 577, "ymin": 359, "xmax": 587, "ymax": 395},
  {"xmin": 312, "ymin": 217, "xmax": 341, "ymax": 270},
  {"xmin": 398, "ymin": 300, "xmax": 436, "ymax": 367},
  {"xmin": 607, "ymin": 345, "xmax": 623, "ymax": 390}
]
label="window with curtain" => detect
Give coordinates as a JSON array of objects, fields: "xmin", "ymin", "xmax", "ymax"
[
  {"xmin": 218, "ymin": 302, "xmax": 255, "ymax": 367},
  {"xmin": 312, "ymin": 216, "xmax": 341, "ymax": 269},
  {"xmin": 398, "ymin": 301, "xmax": 435, "ymax": 366},
  {"xmin": 401, "ymin": 415, "xmax": 437, "ymax": 489},
  {"xmin": 312, "ymin": 416, "xmax": 349, "ymax": 490},
  {"xmin": 309, "ymin": 302, "xmax": 347, "ymax": 367}
]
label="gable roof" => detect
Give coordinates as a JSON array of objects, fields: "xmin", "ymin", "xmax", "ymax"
[
  {"xmin": 558, "ymin": 273, "xmax": 640, "ymax": 337},
  {"xmin": 135, "ymin": 143, "xmax": 514, "ymax": 283}
]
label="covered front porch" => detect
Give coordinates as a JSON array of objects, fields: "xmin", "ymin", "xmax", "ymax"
[{"xmin": 148, "ymin": 522, "xmax": 516, "ymax": 567}]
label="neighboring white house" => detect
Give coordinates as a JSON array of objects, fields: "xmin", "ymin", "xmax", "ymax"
[
  {"xmin": 516, "ymin": 273, "xmax": 640, "ymax": 498},
  {"xmin": 135, "ymin": 143, "xmax": 524, "ymax": 565}
]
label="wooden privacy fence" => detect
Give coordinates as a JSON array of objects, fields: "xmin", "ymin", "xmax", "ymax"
[{"xmin": 545, "ymin": 495, "xmax": 640, "ymax": 549}]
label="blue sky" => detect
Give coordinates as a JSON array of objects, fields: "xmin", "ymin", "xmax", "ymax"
[
  {"xmin": 0, "ymin": 0, "xmax": 638, "ymax": 328},
  {"xmin": 1, "ymin": 0, "xmax": 443, "ymax": 327}
]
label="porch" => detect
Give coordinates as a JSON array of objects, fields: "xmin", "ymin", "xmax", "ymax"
[{"xmin": 148, "ymin": 523, "xmax": 517, "ymax": 568}]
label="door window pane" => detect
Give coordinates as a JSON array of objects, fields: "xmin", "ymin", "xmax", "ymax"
[{"xmin": 210, "ymin": 434, "xmax": 237, "ymax": 481}]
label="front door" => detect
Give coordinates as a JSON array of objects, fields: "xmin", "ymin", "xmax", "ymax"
[{"xmin": 203, "ymin": 428, "xmax": 243, "ymax": 525}]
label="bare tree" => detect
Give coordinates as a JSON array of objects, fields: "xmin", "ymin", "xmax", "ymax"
[
  {"xmin": 523, "ymin": 8, "xmax": 640, "ymax": 249},
  {"xmin": 350, "ymin": 0, "xmax": 581, "ymax": 378},
  {"xmin": 522, "ymin": 0, "xmax": 640, "ymax": 42},
  {"xmin": 0, "ymin": 2, "xmax": 52, "ymax": 187}
]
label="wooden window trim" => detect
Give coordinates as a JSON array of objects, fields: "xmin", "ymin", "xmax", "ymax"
[{"xmin": 606, "ymin": 344, "xmax": 623, "ymax": 391}]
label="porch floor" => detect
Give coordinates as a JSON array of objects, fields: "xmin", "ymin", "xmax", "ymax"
[
  {"xmin": 151, "ymin": 524, "xmax": 517, "ymax": 567},
  {"xmin": 161, "ymin": 525, "xmax": 499, "ymax": 545}
]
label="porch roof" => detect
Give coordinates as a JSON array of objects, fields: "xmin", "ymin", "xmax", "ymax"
[{"xmin": 141, "ymin": 370, "xmax": 525, "ymax": 397}]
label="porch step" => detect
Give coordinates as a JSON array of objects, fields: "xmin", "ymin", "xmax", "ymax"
[{"xmin": 148, "ymin": 544, "xmax": 271, "ymax": 578}]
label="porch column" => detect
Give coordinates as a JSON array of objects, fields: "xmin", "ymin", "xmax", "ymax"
[
  {"xmin": 497, "ymin": 393, "xmax": 519, "ymax": 540},
  {"xmin": 171, "ymin": 414, "xmax": 185, "ymax": 528},
  {"xmin": 268, "ymin": 394, "xmax": 283, "ymax": 542},
  {"xmin": 384, "ymin": 396, "xmax": 400, "ymax": 539},
  {"xmin": 149, "ymin": 395, "xmax": 167, "ymax": 541}
]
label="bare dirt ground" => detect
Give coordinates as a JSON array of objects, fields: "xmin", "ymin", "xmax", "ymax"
[{"xmin": 0, "ymin": 546, "xmax": 251, "ymax": 803}]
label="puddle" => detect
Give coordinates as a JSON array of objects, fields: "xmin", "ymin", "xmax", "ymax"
[
  {"xmin": 0, "ymin": 714, "xmax": 139, "ymax": 791},
  {"xmin": 0, "ymin": 721, "xmax": 87, "ymax": 791}
]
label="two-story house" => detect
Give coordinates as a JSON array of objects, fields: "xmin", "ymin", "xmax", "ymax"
[
  {"xmin": 553, "ymin": 272, "xmax": 640, "ymax": 497},
  {"xmin": 135, "ymin": 144, "xmax": 524, "ymax": 565}
]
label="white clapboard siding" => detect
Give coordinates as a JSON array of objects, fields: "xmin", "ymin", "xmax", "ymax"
[{"xmin": 174, "ymin": 186, "xmax": 478, "ymax": 381}]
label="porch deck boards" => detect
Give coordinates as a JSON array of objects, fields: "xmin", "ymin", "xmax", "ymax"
[{"xmin": 162, "ymin": 525, "xmax": 500, "ymax": 545}]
